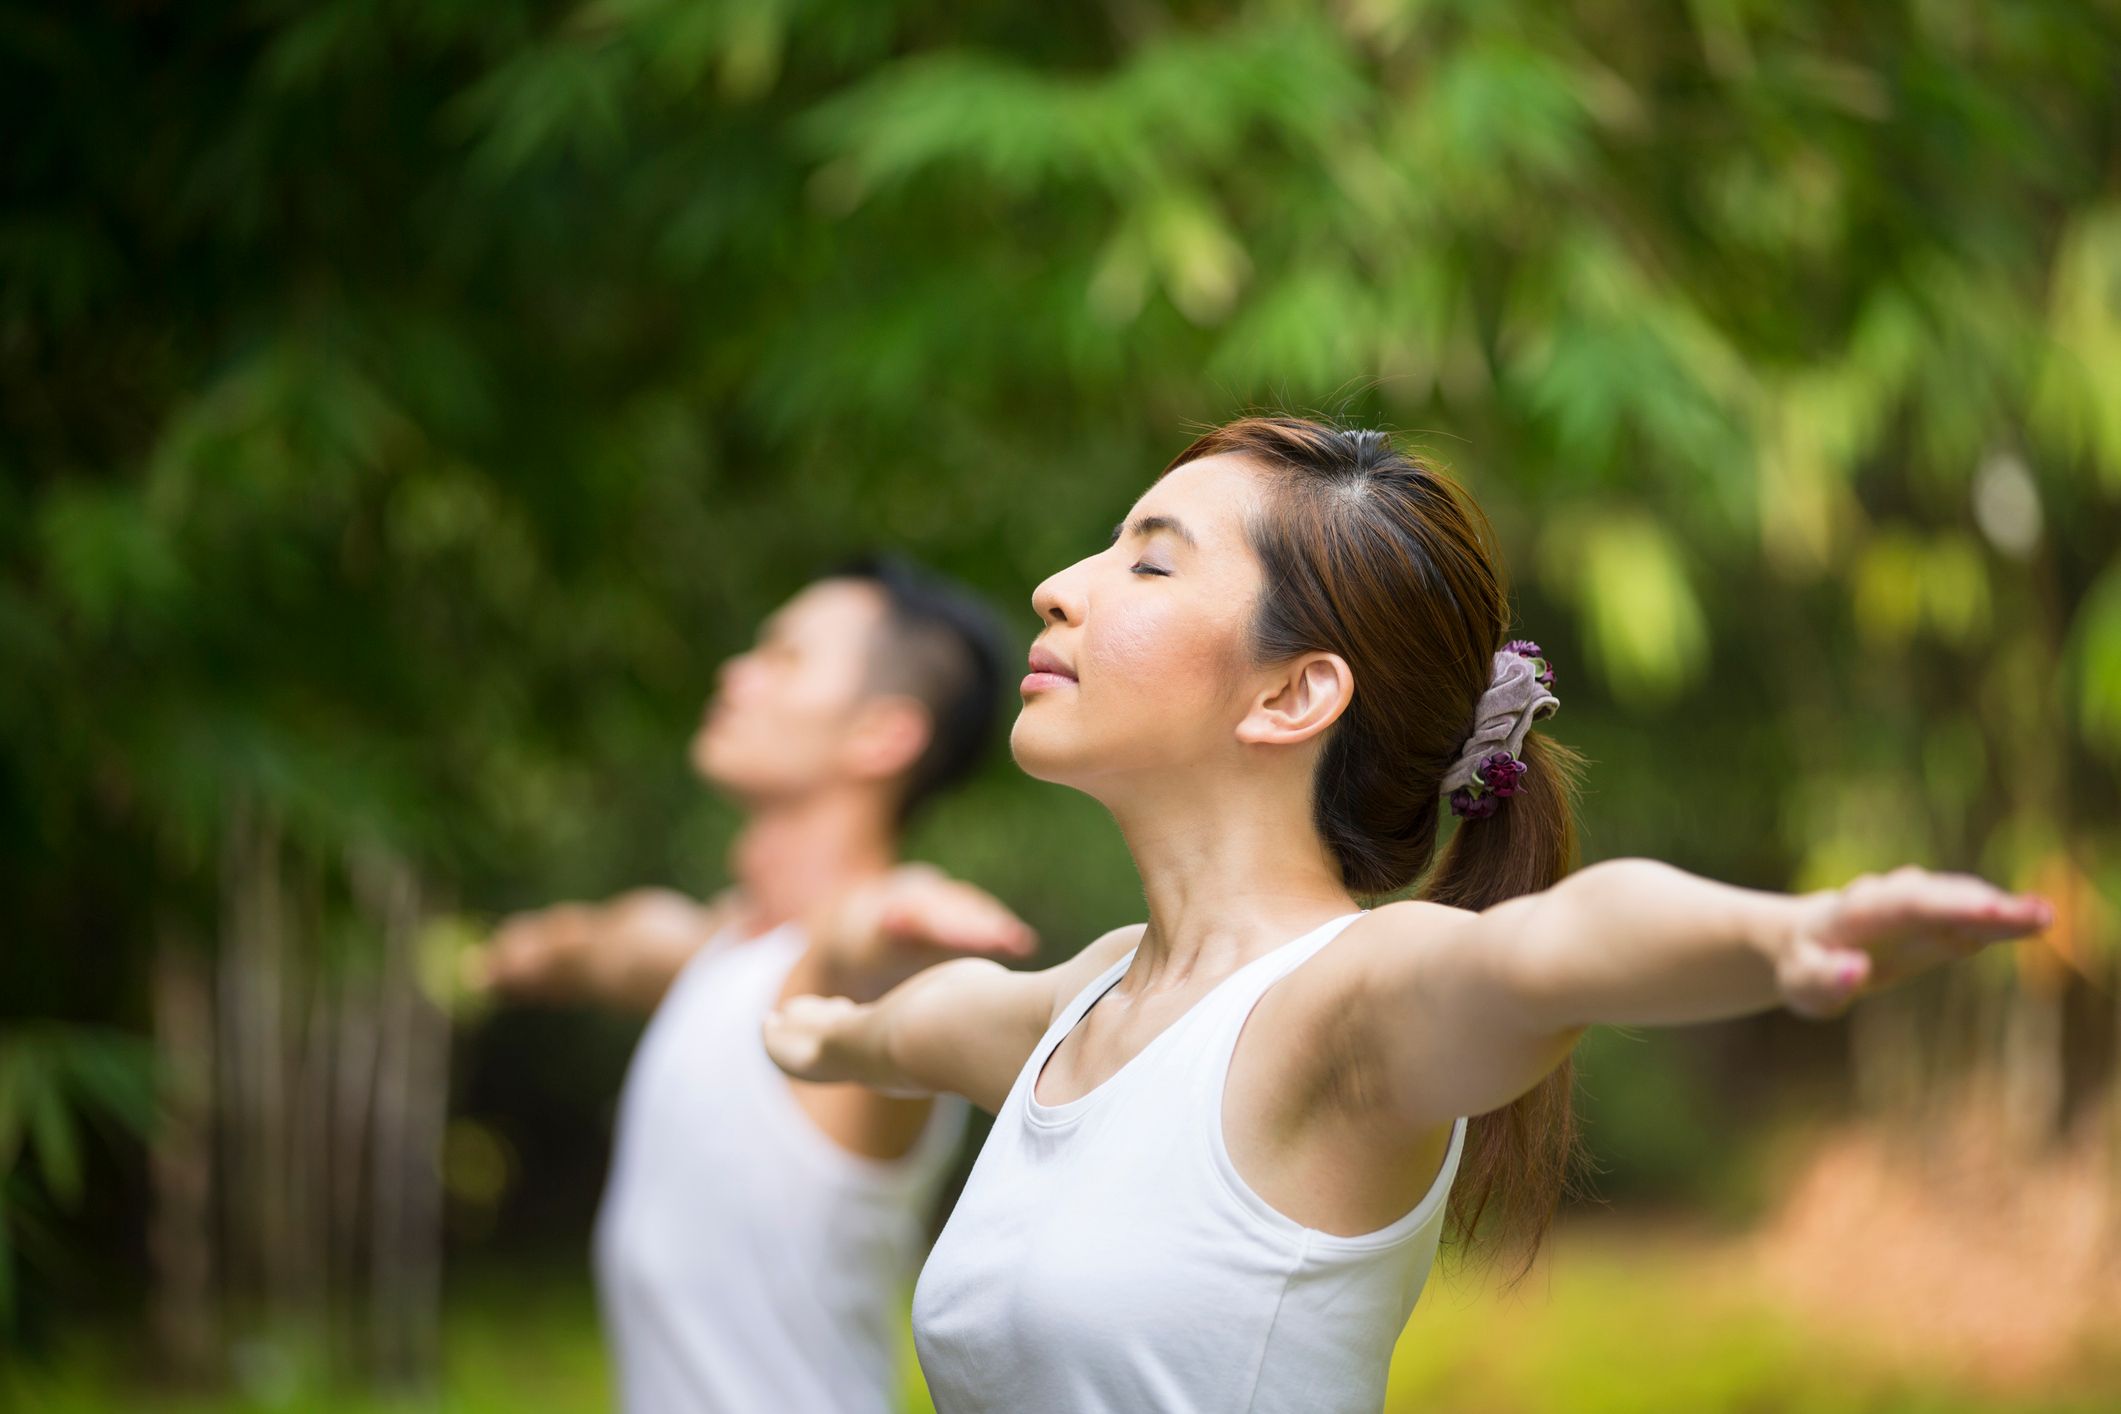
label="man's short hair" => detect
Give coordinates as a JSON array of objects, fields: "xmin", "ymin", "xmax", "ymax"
[{"xmin": 822, "ymin": 551, "xmax": 1011, "ymax": 828}]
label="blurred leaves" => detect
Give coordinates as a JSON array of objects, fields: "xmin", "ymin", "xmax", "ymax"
[
  {"xmin": 2036, "ymin": 205, "xmax": 2121, "ymax": 491},
  {"xmin": 0, "ymin": 1026, "xmax": 157, "ymax": 1323},
  {"xmin": 2, "ymin": 0, "xmax": 2119, "ymax": 1273},
  {"xmin": 0, "ymin": 3, "xmax": 2112, "ymax": 895},
  {"xmin": 1543, "ymin": 511, "xmax": 1710, "ymax": 706},
  {"xmin": 2072, "ymin": 560, "xmax": 2121, "ymax": 759},
  {"xmin": 37, "ymin": 486, "xmax": 188, "ymax": 635},
  {"xmin": 1851, "ymin": 529, "xmax": 1992, "ymax": 648}
]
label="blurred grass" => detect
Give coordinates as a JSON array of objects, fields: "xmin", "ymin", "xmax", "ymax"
[
  {"xmin": 13, "ymin": 1218, "xmax": 2117, "ymax": 1413},
  {"xmin": 1383, "ymin": 1219, "xmax": 2121, "ymax": 1414},
  {"xmin": 1, "ymin": 1268, "xmax": 610, "ymax": 1414}
]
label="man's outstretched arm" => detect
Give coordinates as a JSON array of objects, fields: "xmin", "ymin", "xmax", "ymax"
[{"xmin": 473, "ymin": 886, "xmax": 742, "ymax": 1014}]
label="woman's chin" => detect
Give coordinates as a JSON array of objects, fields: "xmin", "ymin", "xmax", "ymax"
[{"xmin": 1008, "ymin": 717, "xmax": 1087, "ymax": 786}]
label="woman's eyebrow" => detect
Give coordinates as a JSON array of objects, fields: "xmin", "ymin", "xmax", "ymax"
[{"xmin": 1108, "ymin": 514, "xmax": 1198, "ymax": 548}]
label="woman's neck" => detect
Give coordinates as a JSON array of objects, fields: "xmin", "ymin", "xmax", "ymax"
[{"xmin": 1105, "ymin": 770, "xmax": 1356, "ymax": 992}]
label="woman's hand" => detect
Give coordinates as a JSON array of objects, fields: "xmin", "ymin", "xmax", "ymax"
[
  {"xmin": 762, "ymin": 991, "xmax": 934, "ymax": 1096},
  {"xmin": 1773, "ymin": 865, "xmax": 2055, "ymax": 1018},
  {"xmin": 761, "ymin": 993, "xmax": 864, "ymax": 1081}
]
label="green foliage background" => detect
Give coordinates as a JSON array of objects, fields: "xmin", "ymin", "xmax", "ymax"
[{"xmin": 5, "ymin": 0, "xmax": 2120, "ymax": 1390}]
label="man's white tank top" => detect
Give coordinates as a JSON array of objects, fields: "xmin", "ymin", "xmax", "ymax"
[
  {"xmin": 911, "ymin": 909, "xmax": 1468, "ymax": 1413},
  {"xmin": 594, "ymin": 919, "xmax": 968, "ymax": 1414}
]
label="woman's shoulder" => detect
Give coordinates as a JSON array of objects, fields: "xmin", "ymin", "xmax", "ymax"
[
  {"xmin": 1037, "ymin": 921, "xmax": 1147, "ymax": 1029},
  {"xmin": 885, "ymin": 924, "xmax": 1145, "ymax": 1113},
  {"xmin": 1259, "ymin": 899, "xmax": 1480, "ymax": 1044}
]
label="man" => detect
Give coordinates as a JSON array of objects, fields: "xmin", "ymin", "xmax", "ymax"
[{"xmin": 476, "ymin": 553, "xmax": 1034, "ymax": 1413}]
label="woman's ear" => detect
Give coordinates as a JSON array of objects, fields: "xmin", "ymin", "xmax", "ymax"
[{"xmin": 1234, "ymin": 652, "xmax": 1353, "ymax": 747}]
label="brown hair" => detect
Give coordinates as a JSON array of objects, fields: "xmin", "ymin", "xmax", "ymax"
[{"xmin": 1164, "ymin": 415, "xmax": 1590, "ymax": 1285}]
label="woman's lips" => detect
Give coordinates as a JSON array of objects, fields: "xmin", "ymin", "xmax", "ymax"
[{"xmin": 1023, "ymin": 645, "xmax": 1076, "ymax": 694}]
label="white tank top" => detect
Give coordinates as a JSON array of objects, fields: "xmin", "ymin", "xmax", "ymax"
[
  {"xmin": 594, "ymin": 920, "xmax": 969, "ymax": 1414},
  {"xmin": 911, "ymin": 909, "xmax": 1467, "ymax": 1413}
]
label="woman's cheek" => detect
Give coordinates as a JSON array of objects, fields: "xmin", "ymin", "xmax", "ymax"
[{"xmin": 1091, "ymin": 601, "xmax": 1236, "ymax": 710}]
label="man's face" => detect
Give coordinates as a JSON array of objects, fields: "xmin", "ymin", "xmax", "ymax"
[{"xmin": 690, "ymin": 579, "xmax": 891, "ymax": 800}]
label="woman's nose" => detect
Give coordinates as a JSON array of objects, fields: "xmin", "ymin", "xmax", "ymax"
[{"xmin": 1031, "ymin": 564, "xmax": 1084, "ymax": 625}]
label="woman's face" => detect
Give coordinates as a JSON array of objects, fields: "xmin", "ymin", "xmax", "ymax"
[{"xmin": 1012, "ymin": 453, "xmax": 1274, "ymax": 790}]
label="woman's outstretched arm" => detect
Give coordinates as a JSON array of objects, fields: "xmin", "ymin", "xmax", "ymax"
[
  {"xmin": 763, "ymin": 923, "xmax": 1144, "ymax": 1113},
  {"xmin": 1332, "ymin": 859, "xmax": 2055, "ymax": 1131}
]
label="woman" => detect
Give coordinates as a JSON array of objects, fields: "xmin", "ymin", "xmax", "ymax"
[{"xmin": 761, "ymin": 416, "xmax": 2053, "ymax": 1413}]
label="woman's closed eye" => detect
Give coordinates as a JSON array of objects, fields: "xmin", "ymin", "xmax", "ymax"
[{"xmin": 1131, "ymin": 562, "xmax": 1171, "ymax": 577}]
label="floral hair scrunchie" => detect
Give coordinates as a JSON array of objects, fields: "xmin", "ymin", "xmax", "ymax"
[{"xmin": 1442, "ymin": 639, "xmax": 1560, "ymax": 820}]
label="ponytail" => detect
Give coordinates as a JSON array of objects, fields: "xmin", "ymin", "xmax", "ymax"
[{"xmin": 1422, "ymin": 728, "xmax": 1593, "ymax": 1285}]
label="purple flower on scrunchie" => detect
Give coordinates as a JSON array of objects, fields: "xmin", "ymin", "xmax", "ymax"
[
  {"xmin": 1448, "ymin": 786, "xmax": 1500, "ymax": 820},
  {"xmin": 1476, "ymin": 751, "xmax": 1526, "ymax": 797},
  {"xmin": 1504, "ymin": 638, "xmax": 1556, "ymax": 689},
  {"xmin": 1449, "ymin": 751, "xmax": 1527, "ymax": 819}
]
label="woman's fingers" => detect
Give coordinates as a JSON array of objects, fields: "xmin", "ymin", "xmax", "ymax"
[
  {"xmin": 1778, "ymin": 936, "xmax": 1871, "ymax": 1019},
  {"xmin": 1908, "ymin": 877, "xmax": 2051, "ymax": 942},
  {"xmin": 761, "ymin": 993, "xmax": 860, "ymax": 1080},
  {"xmin": 1954, "ymin": 889, "xmax": 2053, "ymax": 938},
  {"xmin": 760, "ymin": 1010, "xmax": 810, "ymax": 1074},
  {"xmin": 1786, "ymin": 867, "xmax": 2057, "ymax": 1015},
  {"xmin": 1830, "ymin": 870, "xmax": 2040, "ymax": 951}
]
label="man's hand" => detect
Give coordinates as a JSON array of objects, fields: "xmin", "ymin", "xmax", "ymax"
[
  {"xmin": 472, "ymin": 904, "xmax": 594, "ymax": 1002},
  {"xmin": 468, "ymin": 887, "xmax": 733, "ymax": 1013},
  {"xmin": 809, "ymin": 863, "xmax": 1037, "ymax": 999},
  {"xmin": 1773, "ymin": 865, "xmax": 2054, "ymax": 1019}
]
